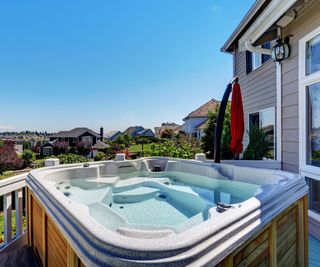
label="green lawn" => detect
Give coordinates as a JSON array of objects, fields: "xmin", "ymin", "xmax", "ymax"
[
  {"xmin": 0, "ymin": 211, "xmax": 26, "ymax": 244},
  {"xmin": 0, "ymin": 171, "xmax": 16, "ymax": 180},
  {"xmin": 128, "ymin": 143, "xmax": 152, "ymax": 153}
]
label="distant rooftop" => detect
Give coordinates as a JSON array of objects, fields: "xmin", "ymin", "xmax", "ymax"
[
  {"xmin": 123, "ymin": 126, "xmax": 144, "ymax": 136},
  {"xmin": 105, "ymin": 130, "xmax": 121, "ymax": 138},
  {"xmin": 183, "ymin": 99, "xmax": 220, "ymax": 120},
  {"xmin": 50, "ymin": 127, "xmax": 101, "ymax": 138}
]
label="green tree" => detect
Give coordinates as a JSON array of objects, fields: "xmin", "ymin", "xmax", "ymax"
[
  {"xmin": 21, "ymin": 149, "xmax": 35, "ymax": 167},
  {"xmin": 122, "ymin": 133, "xmax": 133, "ymax": 148},
  {"xmin": 113, "ymin": 135, "xmax": 124, "ymax": 145},
  {"xmin": 201, "ymin": 111, "xmax": 218, "ymax": 159},
  {"xmin": 22, "ymin": 141, "xmax": 31, "ymax": 150},
  {"xmin": 220, "ymin": 104, "xmax": 233, "ymax": 160},
  {"xmin": 201, "ymin": 104, "xmax": 233, "ymax": 160}
]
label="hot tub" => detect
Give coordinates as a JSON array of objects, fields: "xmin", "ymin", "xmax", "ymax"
[{"xmin": 26, "ymin": 157, "xmax": 308, "ymax": 266}]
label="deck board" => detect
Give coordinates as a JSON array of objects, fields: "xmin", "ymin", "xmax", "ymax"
[
  {"xmin": 309, "ymin": 235, "xmax": 320, "ymax": 267},
  {"xmin": 0, "ymin": 246, "xmax": 38, "ymax": 267}
]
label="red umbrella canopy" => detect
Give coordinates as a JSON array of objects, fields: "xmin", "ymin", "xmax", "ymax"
[{"xmin": 230, "ymin": 82, "xmax": 244, "ymax": 154}]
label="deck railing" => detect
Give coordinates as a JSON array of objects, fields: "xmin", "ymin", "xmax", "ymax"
[{"xmin": 0, "ymin": 173, "xmax": 28, "ymax": 253}]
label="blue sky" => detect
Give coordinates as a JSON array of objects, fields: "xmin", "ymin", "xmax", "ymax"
[{"xmin": 0, "ymin": 0, "xmax": 254, "ymax": 133}]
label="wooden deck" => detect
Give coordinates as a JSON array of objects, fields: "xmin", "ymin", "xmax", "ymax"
[{"xmin": 309, "ymin": 235, "xmax": 320, "ymax": 267}]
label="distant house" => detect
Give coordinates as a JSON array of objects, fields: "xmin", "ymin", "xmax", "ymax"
[
  {"xmin": 91, "ymin": 140, "xmax": 110, "ymax": 158},
  {"xmin": 136, "ymin": 129, "xmax": 155, "ymax": 138},
  {"xmin": 39, "ymin": 141, "xmax": 55, "ymax": 157},
  {"xmin": 105, "ymin": 131, "xmax": 122, "ymax": 141},
  {"xmin": 183, "ymin": 99, "xmax": 220, "ymax": 139},
  {"xmin": 123, "ymin": 126, "xmax": 145, "ymax": 138},
  {"xmin": 49, "ymin": 127, "xmax": 102, "ymax": 146},
  {"xmin": 154, "ymin": 122, "xmax": 182, "ymax": 138},
  {"xmin": 40, "ymin": 127, "xmax": 103, "ymax": 156}
]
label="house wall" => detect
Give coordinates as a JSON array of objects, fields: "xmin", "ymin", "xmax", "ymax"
[
  {"xmin": 280, "ymin": 0, "xmax": 320, "ymax": 173},
  {"xmin": 234, "ymin": 49, "xmax": 277, "ymax": 150},
  {"xmin": 184, "ymin": 117, "xmax": 207, "ymax": 138}
]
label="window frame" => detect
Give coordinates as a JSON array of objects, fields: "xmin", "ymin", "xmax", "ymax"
[
  {"xmin": 246, "ymin": 42, "xmax": 272, "ymax": 74},
  {"xmin": 248, "ymin": 107, "xmax": 276, "ymax": 160},
  {"xmin": 299, "ymin": 25, "xmax": 320, "ymax": 221},
  {"xmin": 299, "ymin": 25, "xmax": 320, "ymax": 178}
]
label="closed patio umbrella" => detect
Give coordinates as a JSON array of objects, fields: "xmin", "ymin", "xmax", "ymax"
[{"xmin": 230, "ymin": 82, "xmax": 244, "ymax": 157}]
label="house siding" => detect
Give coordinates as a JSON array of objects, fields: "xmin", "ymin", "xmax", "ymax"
[
  {"xmin": 234, "ymin": 49, "xmax": 277, "ymax": 149},
  {"xmin": 281, "ymin": 0, "xmax": 320, "ymax": 173},
  {"xmin": 184, "ymin": 117, "xmax": 207, "ymax": 138}
]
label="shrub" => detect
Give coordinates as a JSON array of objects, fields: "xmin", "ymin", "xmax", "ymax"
[
  {"xmin": 150, "ymin": 140, "xmax": 201, "ymax": 159},
  {"xmin": 0, "ymin": 140, "xmax": 24, "ymax": 173},
  {"xmin": 242, "ymin": 124, "xmax": 273, "ymax": 160},
  {"xmin": 76, "ymin": 142, "xmax": 91, "ymax": 156},
  {"xmin": 56, "ymin": 154, "xmax": 89, "ymax": 164},
  {"xmin": 94, "ymin": 152, "xmax": 106, "ymax": 161},
  {"xmin": 53, "ymin": 141, "xmax": 69, "ymax": 155},
  {"xmin": 33, "ymin": 159, "xmax": 46, "ymax": 168},
  {"xmin": 21, "ymin": 149, "xmax": 35, "ymax": 167}
]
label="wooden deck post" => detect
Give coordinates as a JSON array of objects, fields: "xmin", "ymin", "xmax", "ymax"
[
  {"xmin": 297, "ymin": 196, "xmax": 306, "ymax": 267},
  {"xmin": 27, "ymin": 188, "xmax": 32, "ymax": 246},
  {"xmin": 15, "ymin": 188, "xmax": 23, "ymax": 237},
  {"xmin": 3, "ymin": 193, "xmax": 12, "ymax": 245},
  {"xmin": 269, "ymin": 220, "xmax": 277, "ymax": 267}
]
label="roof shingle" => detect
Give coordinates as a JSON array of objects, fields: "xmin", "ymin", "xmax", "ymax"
[{"xmin": 183, "ymin": 99, "xmax": 220, "ymax": 120}]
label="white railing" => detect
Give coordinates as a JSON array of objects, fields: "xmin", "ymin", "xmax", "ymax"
[{"xmin": 0, "ymin": 173, "xmax": 28, "ymax": 253}]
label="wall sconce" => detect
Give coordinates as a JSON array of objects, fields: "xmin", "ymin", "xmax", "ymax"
[{"xmin": 272, "ymin": 38, "xmax": 290, "ymax": 62}]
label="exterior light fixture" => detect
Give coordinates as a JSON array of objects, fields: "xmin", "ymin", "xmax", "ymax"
[{"xmin": 272, "ymin": 38, "xmax": 290, "ymax": 62}]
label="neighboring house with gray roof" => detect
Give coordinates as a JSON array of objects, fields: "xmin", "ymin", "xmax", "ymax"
[
  {"xmin": 183, "ymin": 99, "xmax": 220, "ymax": 139},
  {"xmin": 49, "ymin": 127, "xmax": 102, "ymax": 146},
  {"xmin": 123, "ymin": 126, "xmax": 145, "ymax": 138},
  {"xmin": 136, "ymin": 129, "xmax": 155, "ymax": 138},
  {"xmin": 105, "ymin": 131, "xmax": 122, "ymax": 141}
]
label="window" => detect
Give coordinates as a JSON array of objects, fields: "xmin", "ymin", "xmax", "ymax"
[
  {"xmin": 249, "ymin": 108, "xmax": 275, "ymax": 159},
  {"xmin": 307, "ymin": 83, "xmax": 320, "ymax": 167},
  {"xmin": 42, "ymin": 146, "xmax": 53, "ymax": 156},
  {"xmin": 306, "ymin": 177, "xmax": 320, "ymax": 215},
  {"xmin": 306, "ymin": 34, "xmax": 320, "ymax": 75},
  {"xmin": 246, "ymin": 42, "xmax": 271, "ymax": 74},
  {"xmin": 82, "ymin": 136, "xmax": 93, "ymax": 144}
]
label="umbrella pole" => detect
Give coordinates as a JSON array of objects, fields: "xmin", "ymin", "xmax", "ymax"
[{"xmin": 214, "ymin": 77, "xmax": 238, "ymax": 163}]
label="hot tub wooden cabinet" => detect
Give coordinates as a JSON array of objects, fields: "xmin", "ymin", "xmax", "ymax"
[{"xmin": 26, "ymin": 158, "xmax": 308, "ymax": 266}]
